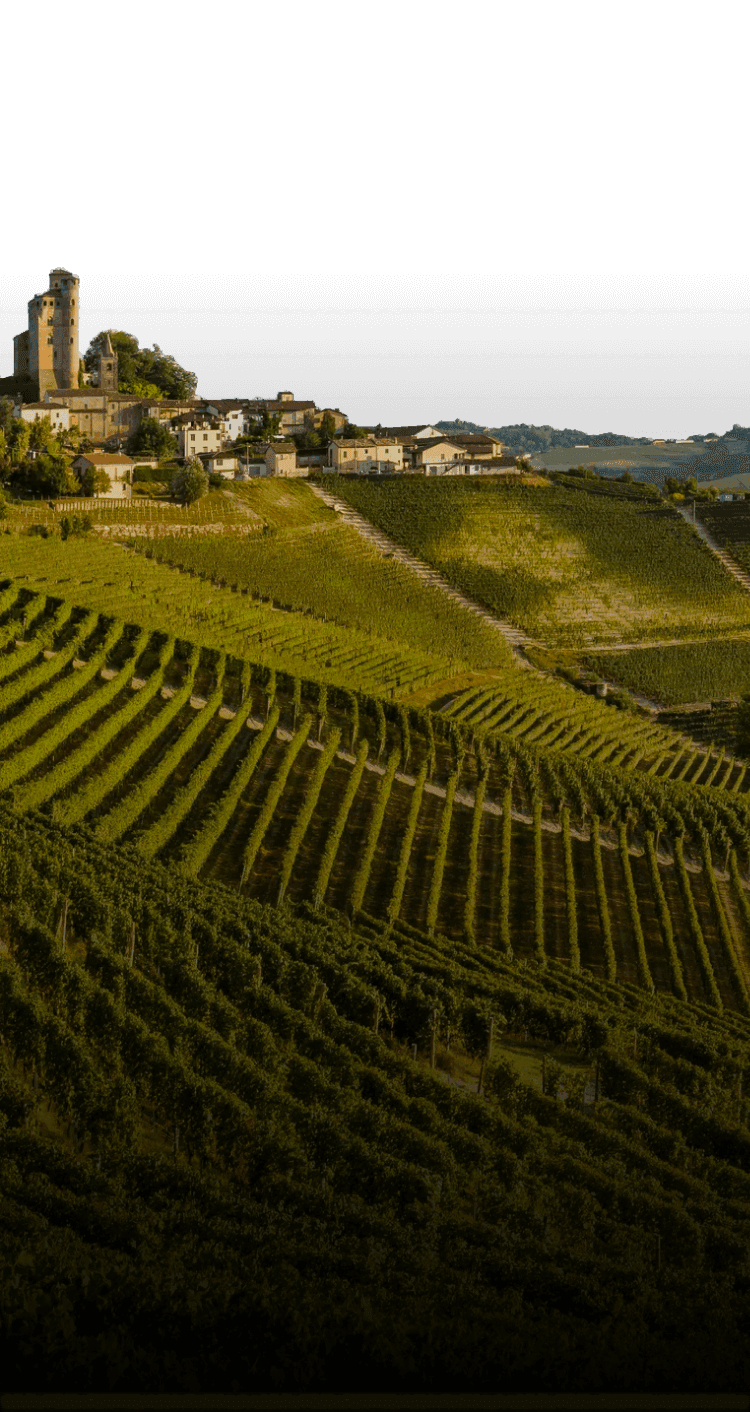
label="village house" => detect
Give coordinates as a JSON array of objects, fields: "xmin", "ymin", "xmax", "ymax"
[
  {"xmin": 265, "ymin": 441, "xmax": 303, "ymax": 477},
  {"xmin": 40, "ymin": 387, "xmax": 144, "ymax": 442},
  {"xmin": 245, "ymin": 392, "xmax": 317, "ymax": 438},
  {"xmin": 446, "ymin": 432, "xmax": 505, "ymax": 459},
  {"xmin": 14, "ymin": 400, "xmax": 70, "ymax": 432},
  {"xmin": 201, "ymin": 449, "xmax": 240, "ymax": 478},
  {"xmin": 72, "ymin": 452, "xmax": 134, "ymax": 497},
  {"xmin": 200, "ymin": 401, "xmax": 246, "ymax": 441},
  {"xmin": 173, "ymin": 414, "xmax": 225, "ymax": 459},
  {"xmin": 328, "ymin": 437, "xmax": 404, "ymax": 474},
  {"xmin": 410, "ymin": 437, "xmax": 470, "ymax": 473}
]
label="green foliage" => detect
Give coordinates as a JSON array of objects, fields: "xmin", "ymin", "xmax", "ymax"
[
  {"xmin": 76, "ymin": 463, "xmax": 112, "ymax": 497},
  {"xmin": 277, "ymin": 727, "xmax": 341, "ymax": 904},
  {"xmin": 242, "ymin": 715, "xmax": 313, "ymax": 883},
  {"xmin": 60, "ymin": 513, "xmax": 93, "ymax": 538},
  {"xmin": 182, "ymin": 707, "xmax": 281, "ymax": 876},
  {"xmin": 426, "ymin": 768, "xmax": 459, "ymax": 935},
  {"xmin": 171, "ymin": 459, "xmax": 209, "ymax": 505},
  {"xmin": 0, "ymin": 374, "xmax": 38, "ymax": 404},
  {"xmin": 322, "ymin": 475, "xmax": 749, "ymax": 646},
  {"xmin": 9, "ymin": 451, "xmax": 76, "ymax": 499},
  {"xmin": 350, "ymin": 748, "xmax": 400, "ymax": 913},
  {"xmin": 83, "ymin": 331, "xmax": 198, "ymax": 400},
  {"xmin": 126, "ymin": 415, "xmax": 179, "ymax": 461},
  {"xmin": 314, "ymin": 737, "xmax": 370, "ymax": 909},
  {"xmin": 137, "ymin": 518, "xmax": 510, "ymax": 672}
]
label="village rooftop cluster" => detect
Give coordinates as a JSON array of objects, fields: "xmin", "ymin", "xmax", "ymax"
[{"xmin": 7, "ymin": 266, "xmax": 519, "ymax": 499}]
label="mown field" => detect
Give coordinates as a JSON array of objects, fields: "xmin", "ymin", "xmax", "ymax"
[{"xmin": 320, "ymin": 474, "xmax": 750, "ymax": 646}]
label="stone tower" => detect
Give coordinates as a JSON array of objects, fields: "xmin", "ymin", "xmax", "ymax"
[
  {"xmin": 96, "ymin": 331, "xmax": 118, "ymax": 391},
  {"xmin": 13, "ymin": 267, "xmax": 80, "ymax": 396}
]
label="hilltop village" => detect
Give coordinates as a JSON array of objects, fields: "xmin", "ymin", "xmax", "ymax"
[{"xmin": 5, "ymin": 266, "xmax": 521, "ymax": 499}]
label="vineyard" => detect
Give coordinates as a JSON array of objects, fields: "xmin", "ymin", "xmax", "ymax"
[
  {"xmin": 3, "ymin": 470, "xmax": 750, "ymax": 1394},
  {"xmin": 320, "ymin": 474, "xmax": 750, "ymax": 646},
  {"xmin": 2, "ymin": 802, "xmax": 750, "ymax": 1392},
  {"xmin": 0, "ymin": 583, "xmax": 750, "ymax": 1019},
  {"xmin": 127, "ymin": 519, "xmax": 512, "ymax": 671},
  {"xmin": 0, "ymin": 534, "xmax": 474, "ymax": 698},
  {"xmin": 584, "ymin": 638, "xmax": 750, "ymax": 706},
  {"xmin": 697, "ymin": 499, "xmax": 750, "ymax": 574}
]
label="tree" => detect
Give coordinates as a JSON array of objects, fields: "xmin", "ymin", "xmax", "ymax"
[
  {"xmin": 83, "ymin": 331, "xmax": 198, "ymax": 400},
  {"xmin": 6, "ymin": 419, "xmax": 31, "ymax": 466},
  {"xmin": 126, "ymin": 416, "xmax": 178, "ymax": 460},
  {"xmin": 242, "ymin": 407, "xmax": 282, "ymax": 443},
  {"xmin": 9, "ymin": 454, "xmax": 77, "ymax": 499},
  {"xmin": 171, "ymin": 459, "xmax": 208, "ymax": 505},
  {"xmin": 28, "ymin": 417, "xmax": 55, "ymax": 452},
  {"xmin": 77, "ymin": 464, "xmax": 112, "ymax": 497}
]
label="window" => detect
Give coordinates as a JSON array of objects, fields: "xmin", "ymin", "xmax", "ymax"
[{"xmin": 47, "ymin": 336, "xmax": 53, "ymax": 345}]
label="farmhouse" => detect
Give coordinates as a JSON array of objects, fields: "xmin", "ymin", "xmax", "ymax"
[{"xmin": 72, "ymin": 452, "xmax": 134, "ymax": 497}]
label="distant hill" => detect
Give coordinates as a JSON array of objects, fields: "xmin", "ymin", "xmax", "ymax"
[{"xmin": 435, "ymin": 419, "xmax": 750, "ymax": 456}]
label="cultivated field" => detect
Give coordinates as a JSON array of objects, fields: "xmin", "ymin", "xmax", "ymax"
[
  {"xmin": 321, "ymin": 474, "xmax": 750, "ymax": 646},
  {"xmin": 1, "ymin": 581, "xmax": 749, "ymax": 1019}
]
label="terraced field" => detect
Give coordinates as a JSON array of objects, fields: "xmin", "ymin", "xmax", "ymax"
[
  {"xmin": 2, "ymin": 580, "xmax": 750, "ymax": 1021},
  {"xmin": 443, "ymin": 677, "xmax": 750, "ymax": 791},
  {"xmin": 0, "ymin": 537, "xmax": 468, "ymax": 698}
]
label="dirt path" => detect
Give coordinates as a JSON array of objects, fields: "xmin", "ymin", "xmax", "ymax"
[
  {"xmin": 676, "ymin": 505, "xmax": 750, "ymax": 593},
  {"xmin": 307, "ymin": 481, "xmax": 538, "ymax": 661}
]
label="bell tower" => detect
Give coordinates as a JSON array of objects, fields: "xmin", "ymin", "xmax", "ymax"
[{"xmin": 96, "ymin": 331, "xmax": 119, "ymax": 391}]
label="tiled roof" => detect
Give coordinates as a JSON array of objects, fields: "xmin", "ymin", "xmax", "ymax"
[
  {"xmin": 415, "ymin": 438, "xmax": 466, "ymax": 452},
  {"xmin": 368, "ymin": 425, "xmax": 435, "ymax": 437},
  {"xmin": 448, "ymin": 433, "xmax": 503, "ymax": 447},
  {"xmin": 74, "ymin": 453, "xmax": 133, "ymax": 465},
  {"xmin": 333, "ymin": 437, "xmax": 402, "ymax": 448},
  {"xmin": 43, "ymin": 389, "xmax": 142, "ymax": 402},
  {"xmin": 247, "ymin": 399, "xmax": 316, "ymax": 413}
]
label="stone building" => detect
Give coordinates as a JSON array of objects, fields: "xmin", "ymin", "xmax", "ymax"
[
  {"xmin": 14, "ymin": 267, "xmax": 80, "ymax": 396},
  {"xmin": 42, "ymin": 388, "xmax": 144, "ymax": 442},
  {"xmin": 72, "ymin": 452, "xmax": 134, "ymax": 498},
  {"xmin": 265, "ymin": 441, "xmax": 302, "ymax": 477},
  {"xmin": 328, "ymin": 437, "xmax": 404, "ymax": 474},
  {"xmin": 14, "ymin": 401, "xmax": 70, "ymax": 432}
]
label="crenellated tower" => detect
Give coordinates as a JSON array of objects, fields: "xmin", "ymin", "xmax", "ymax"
[{"xmin": 14, "ymin": 267, "xmax": 80, "ymax": 395}]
